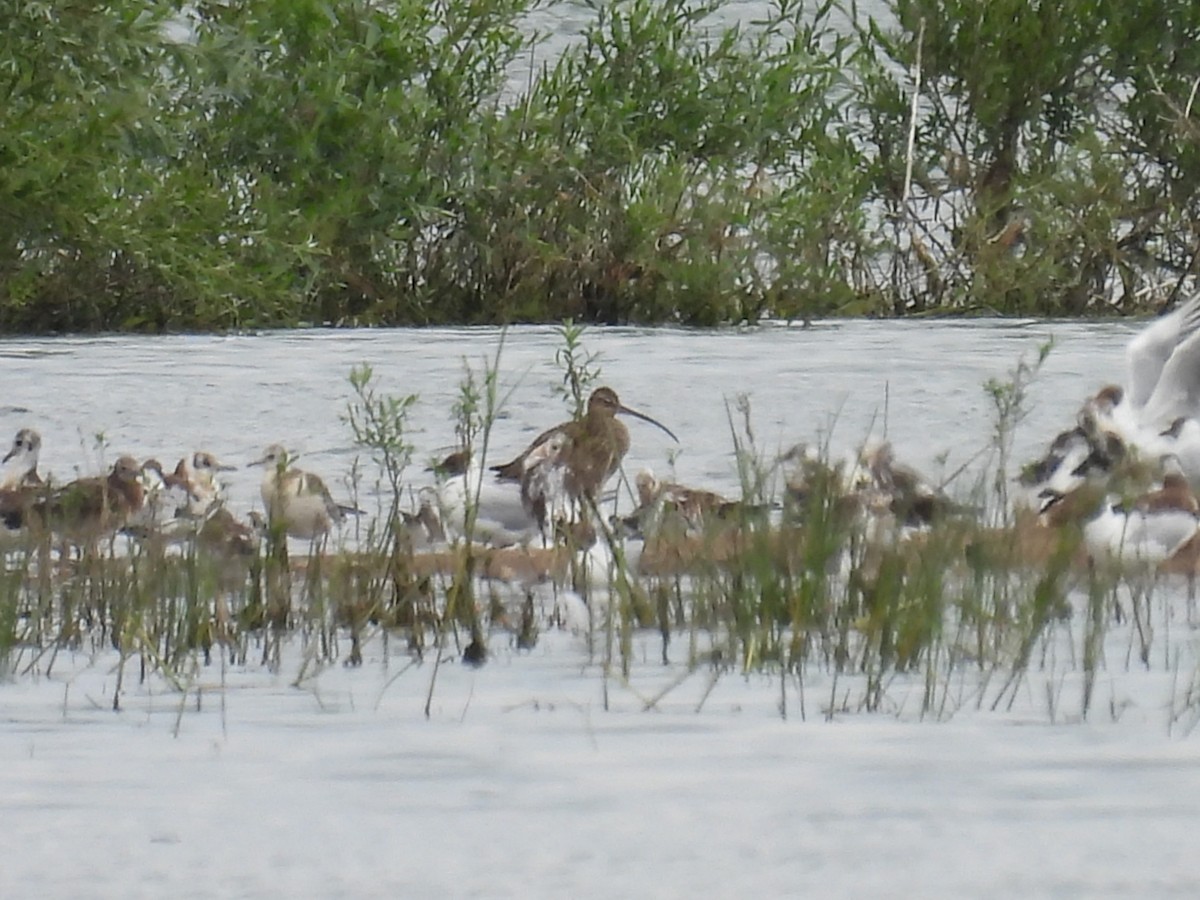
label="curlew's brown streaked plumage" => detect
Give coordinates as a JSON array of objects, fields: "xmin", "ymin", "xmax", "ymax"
[{"xmin": 491, "ymin": 387, "xmax": 678, "ymax": 503}]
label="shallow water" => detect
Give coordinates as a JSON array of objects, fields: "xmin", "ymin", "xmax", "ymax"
[
  {"xmin": 0, "ymin": 319, "xmax": 1135, "ymax": 520},
  {"xmin": 6, "ymin": 320, "xmax": 1199, "ymax": 899}
]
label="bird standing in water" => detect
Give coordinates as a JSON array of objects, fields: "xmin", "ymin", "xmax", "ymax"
[
  {"xmin": 251, "ymin": 444, "xmax": 361, "ymax": 541},
  {"xmin": 11, "ymin": 455, "xmax": 145, "ymax": 550},
  {"xmin": 491, "ymin": 387, "xmax": 678, "ymax": 503}
]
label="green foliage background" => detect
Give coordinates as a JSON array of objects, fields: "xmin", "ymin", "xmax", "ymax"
[{"xmin": 3, "ymin": 0, "xmax": 1199, "ymax": 331}]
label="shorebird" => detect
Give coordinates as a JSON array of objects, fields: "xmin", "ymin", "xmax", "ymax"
[
  {"xmin": 175, "ymin": 451, "xmax": 236, "ymax": 515},
  {"xmin": 777, "ymin": 442, "xmax": 883, "ymax": 531},
  {"xmin": 1041, "ymin": 456, "xmax": 1200, "ymax": 564},
  {"xmin": 491, "ymin": 386, "xmax": 678, "ymax": 503},
  {"xmin": 1088, "ymin": 466, "xmax": 1199, "ymax": 565},
  {"xmin": 0, "ymin": 428, "xmax": 43, "ymax": 490},
  {"xmin": 250, "ymin": 444, "xmax": 361, "ymax": 541},
  {"xmin": 1020, "ymin": 425, "xmax": 1127, "ymax": 500},
  {"xmin": 124, "ymin": 458, "xmax": 203, "ymax": 543},
  {"xmin": 860, "ymin": 440, "xmax": 968, "ymax": 527},
  {"xmin": 400, "ymin": 486, "xmax": 447, "ymax": 548},
  {"xmin": 1031, "ymin": 292, "xmax": 1200, "ymax": 489},
  {"xmin": 197, "ymin": 506, "xmax": 264, "ymax": 562},
  {"xmin": 614, "ymin": 469, "xmax": 755, "ymax": 538},
  {"xmin": 12, "ymin": 456, "xmax": 146, "ymax": 548}
]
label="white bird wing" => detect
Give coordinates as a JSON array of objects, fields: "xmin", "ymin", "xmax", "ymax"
[
  {"xmin": 1141, "ymin": 327, "xmax": 1200, "ymax": 429},
  {"xmin": 1126, "ymin": 292, "xmax": 1200, "ymax": 409}
]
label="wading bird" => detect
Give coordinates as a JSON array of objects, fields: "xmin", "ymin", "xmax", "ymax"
[
  {"xmin": 251, "ymin": 445, "xmax": 361, "ymax": 541},
  {"xmin": 13, "ymin": 456, "xmax": 146, "ymax": 549},
  {"xmin": 176, "ymin": 450, "xmax": 237, "ymax": 516},
  {"xmin": 0, "ymin": 428, "xmax": 43, "ymax": 490},
  {"xmin": 491, "ymin": 387, "xmax": 678, "ymax": 504}
]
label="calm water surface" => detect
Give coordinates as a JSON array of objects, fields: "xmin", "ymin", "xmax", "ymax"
[{"xmin": 0, "ymin": 320, "xmax": 1141, "ymax": 521}]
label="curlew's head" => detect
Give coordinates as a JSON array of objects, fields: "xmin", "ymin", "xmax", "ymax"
[{"xmin": 588, "ymin": 387, "xmax": 679, "ymax": 442}]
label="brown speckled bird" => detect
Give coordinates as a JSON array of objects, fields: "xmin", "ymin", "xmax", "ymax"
[{"xmin": 491, "ymin": 387, "xmax": 677, "ymax": 502}]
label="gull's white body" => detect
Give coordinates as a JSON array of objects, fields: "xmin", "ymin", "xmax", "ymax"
[
  {"xmin": 1084, "ymin": 505, "xmax": 1198, "ymax": 564},
  {"xmin": 434, "ymin": 462, "xmax": 544, "ymax": 548}
]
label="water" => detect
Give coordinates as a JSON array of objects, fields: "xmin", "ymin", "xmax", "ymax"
[
  {"xmin": 7, "ymin": 320, "xmax": 1200, "ymax": 900},
  {"xmin": 0, "ymin": 320, "xmax": 1137, "ymax": 521},
  {"xmin": 511, "ymin": 0, "xmax": 895, "ymax": 97}
]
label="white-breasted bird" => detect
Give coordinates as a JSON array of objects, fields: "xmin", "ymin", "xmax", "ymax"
[
  {"xmin": 250, "ymin": 444, "xmax": 361, "ymax": 541},
  {"xmin": 429, "ymin": 449, "xmax": 547, "ymax": 548},
  {"xmin": 0, "ymin": 428, "xmax": 43, "ymax": 490},
  {"xmin": 176, "ymin": 450, "xmax": 237, "ymax": 516}
]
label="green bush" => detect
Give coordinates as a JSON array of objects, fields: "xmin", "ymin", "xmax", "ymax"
[{"xmin": 3, "ymin": 0, "xmax": 1200, "ymax": 330}]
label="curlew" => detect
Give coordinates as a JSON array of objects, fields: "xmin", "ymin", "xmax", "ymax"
[{"xmin": 491, "ymin": 386, "xmax": 678, "ymax": 504}]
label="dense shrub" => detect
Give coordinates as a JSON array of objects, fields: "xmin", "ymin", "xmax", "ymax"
[{"xmin": 2, "ymin": 0, "xmax": 1200, "ymax": 331}]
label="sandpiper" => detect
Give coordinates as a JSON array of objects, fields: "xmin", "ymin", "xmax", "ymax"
[
  {"xmin": 124, "ymin": 458, "xmax": 203, "ymax": 543},
  {"xmin": 17, "ymin": 456, "xmax": 146, "ymax": 548},
  {"xmin": 197, "ymin": 506, "xmax": 263, "ymax": 560},
  {"xmin": 400, "ymin": 486, "xmax": 447, "ymax": 548},
  {"xmin": 860, "ymin": 440, "xmax": 967, "ymax": 527},
  {"xmin": 615, "ymin": 469, "xmax": 753, "ymax": 538},
  {"xmin": 1043, "ymin": 457, "xmax": 1200, "ymax": 565},
  {"xmin": 491, "ymin": 386, "xmax": 678, "ymax": 503},
  {"xmin": 176, "ymin": 451, "xmax": 236, "ymax": 516},
  {"xmin": 250, "ymin": 444, "xmax": 361, "ymax": 540},
  {"xmin": 0, "ymin": 428, "xmax": 43, "ymax": 490}
]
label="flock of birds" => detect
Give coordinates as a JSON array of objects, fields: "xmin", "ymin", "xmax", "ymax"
[
  {"xmin": 5, "ymin": 295, "xmax": 1200, "ymax": 581},
  {"xmin": 1014, "ymin": 292, "xmax": 1200, "ymax": 567},
  {"xmin": 0, "ymin": 387, "xmax": 693, "ymax": 570}
]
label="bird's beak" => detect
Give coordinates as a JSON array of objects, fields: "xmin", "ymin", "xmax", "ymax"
[
  {"xmin": 1, "ymin": 447, "xmax": 16, "ymax": 463},
  {"xmin": 216, "ymin": 462, "xmax": 238, "ymax": 472},
  {"xmin": 618, "ymin": 404, "xmax": 679, "ymax": 443}
]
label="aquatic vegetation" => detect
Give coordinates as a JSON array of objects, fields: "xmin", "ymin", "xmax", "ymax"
[{"xmin": 1, "ymin": 331, "xmax": 1199, "ymax": 730}]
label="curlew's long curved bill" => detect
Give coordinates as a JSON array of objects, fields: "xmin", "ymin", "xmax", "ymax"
[{"xmin": 617, "ymin": 404, "xmax": 680, "ymax": 443}]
